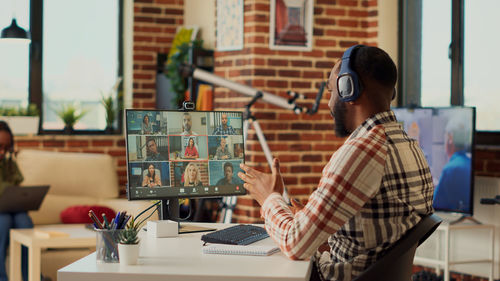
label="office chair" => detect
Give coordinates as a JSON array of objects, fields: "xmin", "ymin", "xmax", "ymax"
[{"xmin": 353, "ymin": 214, "xmax": 442, "ymax": 281}]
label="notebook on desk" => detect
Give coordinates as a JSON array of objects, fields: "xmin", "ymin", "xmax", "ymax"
[{"xmin": 0, "ymin": 185, "xmax": 50, "ymax": 213}]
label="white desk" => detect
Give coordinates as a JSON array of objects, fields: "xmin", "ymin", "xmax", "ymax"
[{"xmin": 58, "ymin": 223, "xmax": 312, "ymax": 281}]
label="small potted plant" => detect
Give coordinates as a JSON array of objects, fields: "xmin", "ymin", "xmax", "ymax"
[
  {"xmin": 117, "ymin": 217, "xmax": 141, "ymax": 265},
  {"xmin": 100, "ymin": 77, "xmax": 123, "ymax": 133},
  {"xmin": 0, "ymin": 104, "xmax": 39, "ymax": 135},
  {"xmin": 54, "ymin": 104, "xmax": 88, "ymax": 134},
  {"xmin": 116, "ymin": 201, "xmax": 159, "ymax": 265}
]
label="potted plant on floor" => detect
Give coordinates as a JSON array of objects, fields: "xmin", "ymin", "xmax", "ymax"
[
  {"xmin": 0, "ymin": 104, "xmax": 40, "ymax": 135},
  {"xmin": 54, "ymin": 104, "xmax": 88, "ymax": 134}
]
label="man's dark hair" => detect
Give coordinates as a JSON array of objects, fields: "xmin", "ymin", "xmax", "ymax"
[
  {"xmin": 146, "ymin": 138, "xmax": 156, "ymax": 145},
  {"xmin": 223, "ymin": 162, "xmax": 233, "ymax": 172},
  {"xmin": 352, "ymin": 46, "xmax": 397, "ymax": 89}
]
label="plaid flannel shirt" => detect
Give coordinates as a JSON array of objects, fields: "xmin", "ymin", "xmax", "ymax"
[
  {"xmin": 261, "ymin": 111, "xmax": 434, "ymax": 281},
  {"xmin": 212, "ymin": 125, "xmax": 236, "ymax": 135}
]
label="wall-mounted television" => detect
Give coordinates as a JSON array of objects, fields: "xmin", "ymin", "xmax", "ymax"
[{"xmin": 392, "ymin": 107, "xmax": 476, "ymax": 216}]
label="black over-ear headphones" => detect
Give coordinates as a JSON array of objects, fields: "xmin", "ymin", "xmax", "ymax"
[{"xmin": 337, "ymin": 44, "xmax": 364, "ymax": 102}]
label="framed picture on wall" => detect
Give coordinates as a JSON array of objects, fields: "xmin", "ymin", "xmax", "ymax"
[
  {"xmin": 269, "ymin": 0, "xmax": 313, "ymax": 51},
  {"xmin": 216, "ymin": 0, "xmax": 244, "ymax": 51}
]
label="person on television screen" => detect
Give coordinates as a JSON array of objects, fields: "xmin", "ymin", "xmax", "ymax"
[
  {"xmin": 184, "ymin": 137, "xmax": 199, "ymax": 159},
  {"xmin": 181, "ymin": 113, "xmax": 198, "ymax": 136},
  {"xmin": 183, "ymin": 163, "xmax": 203, "ymax": 187},
  {"xmin": 142, "ymin": 114, "xmax": 153, "ymax": 135},
  {"xmin": 213, "ymin": 113, "xmax": 236, "ymax": 135},
  {"xmin": 433, "ymin": 118, "xmax": 471, "ymax": 212},
  {"xmin": 215, "ymin": 137, "xmax": 231, "ymax": 160},
  {"xmin": 216, "ymin": 162, "xmax": 242, "ymax": 186},
  {"xmin": 145, "ymin": 138, "xmax": 166, "ymax": 161},
  {"xmin": 237, "ymin": 45, "xmax": 434, "ymax": 281},
  {"xmin": 0, "ymin": 121, "xmax": 35, "ymax": 281},
  {"xmin": 142, "ymin": 163, "xmax": 161, "ymax": 188}
]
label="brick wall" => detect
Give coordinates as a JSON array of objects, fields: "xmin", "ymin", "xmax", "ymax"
[{"xmin": 212, "ymin": 0, "xmax": 379, "ymax": 223}]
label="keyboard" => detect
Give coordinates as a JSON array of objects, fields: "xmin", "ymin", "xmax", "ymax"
[{"xmin": 201, "ymin": 224, "xmax": 269, "ymax": 245}]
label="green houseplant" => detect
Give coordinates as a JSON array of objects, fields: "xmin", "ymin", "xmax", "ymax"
[
  {"xmin": 0, "ymin": 104, "xmax": 40, "ymax": 135},
  {"xmin": 54, "ymin": 104, "xmax": 88, "ymax": 133},
  {"xmin": 117, "ymin": 201, "xmax": 159, "ymax": 265},
  {"xmin": 165, "ymin": 39, "xmax": 203, "ymax": 107},
  {"xmin": 100, "ymin": 77, "xmax": 123, "ymax": 133}
]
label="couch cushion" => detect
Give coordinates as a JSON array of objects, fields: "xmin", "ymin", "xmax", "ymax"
[
  {"xmin": 17, "ymin": 150, "xmax": 119, "ymax": 199},
  {"xmin": 29, "ymin": 194, "xmax": 101, "ymax": 224},
  {"xmin": 60, "ymin": 205, "xmax": 116, "ymax": 224}
]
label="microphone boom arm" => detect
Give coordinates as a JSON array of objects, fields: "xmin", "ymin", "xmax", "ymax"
[{"xmin": 181, "ymin": 63, "xmax": 324, "ymax": 114}]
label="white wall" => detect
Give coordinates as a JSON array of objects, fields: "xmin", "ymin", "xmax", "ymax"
[
  {"xmin": 184, "ymin": 0, "xmax": 216, "ymax": 50},
  {"xmin": 378, "ymin": 0, "xmax": 399, "ymax": 65}
]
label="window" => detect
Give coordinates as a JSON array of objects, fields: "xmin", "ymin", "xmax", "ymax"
[
  {"xmin": 1, "ymin": 0, "xmax": 123, "ymax": 134},
  {"xmin": 0, "ymin": 0, "xmax": 30, "ymax": 108},
  {"xmin": 399, "ymin": 0, "xmax": 500, "ymax": 144}
]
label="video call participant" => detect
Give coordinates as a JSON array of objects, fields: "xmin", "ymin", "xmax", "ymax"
[
  {"xmin": 145, "ymin": 138, "xmax": 166, "ymax": 161},
  {"xmin": 0, "ymin": 121, "xmax": 33, "ymax": 281},
  {"xmin": 184, "ymin": 137, "xmax": 199, "ymax": 159},
  {"xmin": 183, "ymin": 163, "xmax": 203, "ymax": 187},
  {"xmin": 216, "ymin": 162, "xmax": 241, "ymax": 186},
  {"xmin": 433, "ymin": 118, "xmax": 471, "ymax": 211},
  {"xmin": 142, "ymin": 163, "xmax": 162, "ymax": 188},
  {"xmin": 215, "ymin": 137, "xmax": 231, "ymax": 160},
  {"xmin": 181, "ymin": 113, "xmax": 198, "ymax": 136},
  {"xmin": 213, "ymin": 113, "xmax": 236, "ymax": 135},
  {"xmin": 238, "ymin": 45, "xmax": 434, "ymax": 281},
  {"xmin": 142, "ymin": 114, "xmax": 153, "ymax": 135}
]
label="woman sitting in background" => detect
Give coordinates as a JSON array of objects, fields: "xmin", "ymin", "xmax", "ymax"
[{"xmin": 0, "ymin": 121, "xmax": 32, "ymax": 281}]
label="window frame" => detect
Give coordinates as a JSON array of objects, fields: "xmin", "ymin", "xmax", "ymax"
[
  {"xmin": 28, "ymin": 0, "xmax": 124, "ymax": 135},
  {"xmin": 398, "ymin": 0, "xmax": 500, "ymax": 146}
]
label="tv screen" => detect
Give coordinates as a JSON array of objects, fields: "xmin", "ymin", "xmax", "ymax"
[
  {"xmin": 392, "ymin": 107, "xmax": 475, "ymax": 215},
  {"xmin": 125, "ymin": 110, "xmax": 246, "ymax": 200}
]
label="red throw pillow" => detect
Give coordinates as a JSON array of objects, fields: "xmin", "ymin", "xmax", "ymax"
[{"xmin": 60, "ymin": 205, "xmax": 116, "ymax": 224}]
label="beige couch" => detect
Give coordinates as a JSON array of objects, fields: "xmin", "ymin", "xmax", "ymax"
[{"xmin": 7, "ymin": 149, "xmax": 154, "ymax": 281}]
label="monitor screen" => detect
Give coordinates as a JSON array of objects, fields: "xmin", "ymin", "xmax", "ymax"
[
  {"xmin": 125, "ymin": 110, "xmax": 246, "ymax": 200},
  {"xmin": 392, "ymin": 107, "xmax": 475, "ymax": 215}
]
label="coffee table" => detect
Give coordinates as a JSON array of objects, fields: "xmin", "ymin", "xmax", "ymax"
[{"xmin": 9, "ymin": 224, "xmax": 96, "ymax": 281}]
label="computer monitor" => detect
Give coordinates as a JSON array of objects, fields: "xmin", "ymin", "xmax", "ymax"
[
  {"xmin": 392, "ymin": 107, "xmax": 476, "ymax": 216},
  {"xmin": 125, "ymin": 110, "xmax": 246, "ymax": 203}
]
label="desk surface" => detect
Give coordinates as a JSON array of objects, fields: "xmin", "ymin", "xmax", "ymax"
[{"xmin": 58, "ymin": 223, "xmax": 312, "ymax": 281}]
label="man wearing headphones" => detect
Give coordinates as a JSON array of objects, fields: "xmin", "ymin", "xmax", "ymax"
[{"xmin": 238, "ymin": 45, "xmax": 434, "ymax": 281}]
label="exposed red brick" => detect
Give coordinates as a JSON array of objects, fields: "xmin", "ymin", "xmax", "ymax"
[{"xmin": 43, "ymin": 140, "xmax": 65, "ymax": 148}]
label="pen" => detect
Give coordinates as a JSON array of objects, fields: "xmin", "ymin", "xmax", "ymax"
[
  {"xmin": 88, "ymin": 210, "xmax": 103, "ymax": 229},
  {"xmin": 113, "ymin": 212, "xmax": 121, "ymax": 226},
  {"xmin": 117, "ymin": 211, "xmax": 127, "ymax": 229},
  {"xmin": 102, "ymin": 213, "xmax": 110, "ymax": 229}
]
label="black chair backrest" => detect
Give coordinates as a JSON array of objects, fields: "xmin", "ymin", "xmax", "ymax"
[{"xmin": 353, "ymin": 214, "xmax": 442, "ymax": 281}]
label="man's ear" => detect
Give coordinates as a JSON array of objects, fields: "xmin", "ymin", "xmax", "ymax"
[{"xmin": 392, "ymin": 88, "xmax": 396, "ymax": 101}]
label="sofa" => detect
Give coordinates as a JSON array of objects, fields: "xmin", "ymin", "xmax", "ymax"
[{"xmin": 7, "ymin": 149, "xmax": 155, "ymax": 281}]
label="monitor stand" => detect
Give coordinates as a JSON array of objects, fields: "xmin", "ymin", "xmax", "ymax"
[
  {"xmin": 159, "ymin": 199, "xmax": 216, "ymax": 234},
  {"xmin": 435, "ymin": 211, "xmax": 482, "ymax": 225}
]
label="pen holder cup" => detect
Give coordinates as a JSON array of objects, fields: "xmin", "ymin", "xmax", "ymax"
[{"xmin": 96, "ymin": 229, "xmax": 123, "ymax": 263}]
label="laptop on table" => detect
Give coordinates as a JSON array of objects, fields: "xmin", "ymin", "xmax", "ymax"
[{"xmin": 0, "ymin": 185, "xmax": 50, "ymax": 213}]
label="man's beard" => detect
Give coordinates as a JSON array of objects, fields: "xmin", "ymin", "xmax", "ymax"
[{"xmin": 331, "ymin": 99, "xmax": 351, "ymax": 138}]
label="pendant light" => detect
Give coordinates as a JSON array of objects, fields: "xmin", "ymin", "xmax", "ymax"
[{"xmin": 1, "ymin": 18, "xmax": 30, "ymax": 40}]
